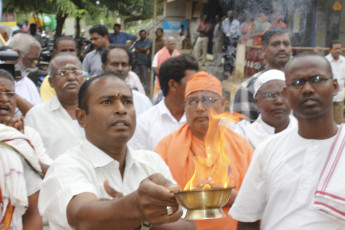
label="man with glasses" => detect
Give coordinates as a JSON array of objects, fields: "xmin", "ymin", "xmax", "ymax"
[
  {"xmin": 326, "ymin": 40, "xmax": 345, "ymax": 124},
  {"xmin": 25, "ymin": 53, "xmax": 85, "ymax": 159},
  {"xmin": 230, "ymin": 54, "xmax": 344, "ymax": 229},
  {"xmin": 155, "ymin": 71, "xmax": 253, "ymax": 230},
  {"xmin": 229, "ymin": 69, "xmax": 297, "ymax": 148}
]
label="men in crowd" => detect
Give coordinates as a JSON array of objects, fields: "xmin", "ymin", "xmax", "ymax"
[
  {"xmin": 230, "ymin": 53, "xmax": 344, "ymax": 229},
  {"xmin": 109, "ymin": 23, "xmax": 137, "ymax": 46},
  {"xmin": 152, "ymin": 37, "xmax": 180, "ymax": 96},
  {"xmin": 39, "ymin": 71, "xmax": 196, "ymax": 230},
  {"xmin": 213, "ymin": 15, "xmax": 225, "ymax": 62},
  {"xmin": 155, "ymin": 71, "xmax": 254, "ymax": 230},
  {"xmin": 130, "ymin": 54, "xmax": 198, "ymax": 150},
  {"xmin": 0, "ymin": 69, "xmax": 52, "ymax": 173},
  {"xmin": 101, "ymin": 44, "xmax": 152, "ymax": 116},
  {"xmin": 154, "ymin": 27, "xmax": 165, "ymax": 54},
  {"xmin": 232, "ymin": 26, "xmax": 292, "ymax": 120},
  {"xmin": 230, "ymin": 69, "xmax": 297, "ymax": 148},
  {"xmin": 195, "ymin": 15, "xmax": 211, "ymax": 66},
  {"xmin": 83, "ymin": 24, "xmax": 110, "ymax": 76},
  {"xmin": 326, "ymin": 40, "xmax": 345, "ymax": 124},
  {"xmin": 40, "ymin": 36, "xmax": 78, "ymax": 102},
  {"xmin": 0, "ymin": 124, "xmax": 42, "ymax": 229},
  {"xmin": 221, "ymin": 10, "xmax": 240, "ymax": 46},
  {"xmin": 25, "ymin": 53, "xmax": 85, "ymax": 159},
  {"xmin": 9, "ymin": 33, "xmax": 41, "ymax": 106},
  {"xmin": 133, "ymin": 29, "xmax": 152, "ymax": 92}
]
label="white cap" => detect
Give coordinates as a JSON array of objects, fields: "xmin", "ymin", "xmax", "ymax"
[{"xmin": 253, "ymin": 69, "xmax": 285, "ymax": 98}]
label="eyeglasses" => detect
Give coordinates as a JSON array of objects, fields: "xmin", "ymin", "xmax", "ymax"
[
  {"xmin": 0, "ymin": 91, "xmax": 15, "ymax": 99},
  {"xmin": 286, "ymin": 75, "xmax": 332, "ymax": 89},
  {"xmin": 258, "ymin": 92, "xmax": 285, "ymax": 101},
  {"xmin": 186, "ymin": 96, "xmax": 219, "ymax": 108},
  {"xmin": 54, "ymin": 70, "xmax": 84, "ymax": 78}
]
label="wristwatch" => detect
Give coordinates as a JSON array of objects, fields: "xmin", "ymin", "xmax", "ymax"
[{"xmin": 140, "ymin": 221, "xmax": 152, "ymax": 230}]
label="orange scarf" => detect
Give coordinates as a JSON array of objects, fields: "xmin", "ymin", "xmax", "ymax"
[{"xmin": 155, "ymin": 123, "xmax": 254, "ymax": 230}]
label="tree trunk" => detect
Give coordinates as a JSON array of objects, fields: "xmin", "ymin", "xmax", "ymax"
[
  {"xmin": 55, "ymin": 10, "xmax": 68, "ymax": 39},
  {"xmin": 75, "ymin": 16, "xmax": 81, "ymax": 39}
]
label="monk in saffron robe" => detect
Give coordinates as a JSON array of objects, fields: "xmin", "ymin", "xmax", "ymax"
[{"xmin": 155, "ymin": 71, "xmax": 254, "ymax": 230}]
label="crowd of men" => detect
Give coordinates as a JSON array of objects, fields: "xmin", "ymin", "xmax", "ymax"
[{"xmin": 1, "ymin": 14, "xmax": 345, "ymax": 230}]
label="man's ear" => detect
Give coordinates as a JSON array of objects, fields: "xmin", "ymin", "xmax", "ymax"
[
  {"xmin": 168, "ymin": 79, "xmax": 177, "ymax": 91},
  {"xmin": 332, "ymin": 79, "xmax": 339, "ymax": 97},
  {"xmin": 76, "ymin": 108, "xmax": 87, "ymax": 128},
  {"xmin": 48, "ymin": 76, "xmax": 55, "ymax": 88}
]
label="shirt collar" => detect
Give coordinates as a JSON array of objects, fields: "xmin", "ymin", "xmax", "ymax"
[
  {"xmin": 159, "ymin": 100, "xmax": 186, "ymax": 122},
  {"xmin": 49, "ymin": 96, "xmax": 63, "ymax": 111}
]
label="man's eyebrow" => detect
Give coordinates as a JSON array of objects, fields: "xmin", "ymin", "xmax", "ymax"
[{"xmin": 98, "ymin": 94, "xmax": 133, "ymax": 99}]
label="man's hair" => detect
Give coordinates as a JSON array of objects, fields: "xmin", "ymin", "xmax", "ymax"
[
  {"xmin": 0, "ymin": 69, "xmax": 15, "ymax": 83},
  {"xmin": 156, "ymin": 28, "xmax": 163, "ymax": 33},
  {"xmin": 262, "ymin": 26, "xmax": 290, "ymax": 47},
  {"xmin": 158, "ymin": 54, "xmax": 199, "ymax": 97},
  {"xmin": 8, "ymin": 33, "xmax": 41, "ymax": 55},
  {"xmin": 89, "ymin": 24, "xmax": 109, "ymax": 37},
  {"xmin": 101, "ymin": 44, "xmax": 132, "ymax": 66},
  {"xmin": 285, "ymin": 53, "xmax": 333, "ymax": 78},
  {"xmin": 78, "ymin": 70, "xmax": 126, "ymax": 113},
  {"xmin": 48, "ymin": 53, "xmax": 81, "ymax": 77},
  {"xmin": 114, "ymin": 23, "xmax": 121, "ymax": 28},
  {"xmin": 54, "ymin": 36, "xmax": 75, "ymax": 50},
  {"xmin": 139, "ymin": 29, "xmax": 146, "ymax": 34},
  {"xmin": 329, "ymin": 40, "xmax": 341, "ymax": 49}
]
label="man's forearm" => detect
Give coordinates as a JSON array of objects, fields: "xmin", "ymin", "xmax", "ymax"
[{"xmin": 238, "ymin": 221, "xmax": 260, "ymax": 230}]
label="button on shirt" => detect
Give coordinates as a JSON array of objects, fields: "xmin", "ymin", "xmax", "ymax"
[
  {"xmin": 229, "ymin": 126, "xmax": 345, "ymax": 230},
  {"xmin": 129, "ymin": 100, "xmax": 186, "ymax": 150},
  {"xmin": 326, "ymin": 54, "xmax": 345, "ymax": 102},
  {"xmin": 38, "ymin": 139, "xmax": 175, "ymax": 230},
  {"xmin": 24, "ymin": 96, "xmax": 85, "ymax": 159},
  {"xmin": 109, "ymin": 32, "xmax": 135, "ymax": 45}
]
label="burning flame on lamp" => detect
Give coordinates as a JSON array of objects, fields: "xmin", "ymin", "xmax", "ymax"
[{"xmin": 184, "ymin": 109, "xmax": 246, "ymax": 191}]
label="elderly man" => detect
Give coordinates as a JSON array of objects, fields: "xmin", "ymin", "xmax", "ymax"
[
  {"xmin": 25, "ymin": 53, "xmax": 85, "ymax": 159},
  {"xmin": 39, "ymin": 71, "xmax": 196, "ymax": 230},
  {"xmin": 230, "ymin": 69, "xmax": 297, "ymax": 148},
  {"xmin": 230, "ymin": 54, "xmax": 345, "ymax": 229},
  {"xmin": 0, "ymin": 69, "xmax": 52, "ymax": 173},
  {"xmin": 101, "ymin": 44, "xmax": 152, "ymax": 116},
  {"xmin": 40, "ymin": 36, "xmax": 78, "ymax": 102},
  {"xmin": 83, "ymin": 24, "xmax": 110, "ymax": 76},
  {"xmin": 8, "ymin": 33, "xmax": 41, "ymax": 106},
  {"xmin": 130, "ymin": 54, "xmax": 198, "ymax": 150},
  {"xmin": 232, "ymin": 26, "xmax": 292, "ymax": 121},
  {"xmin": 0, "ymin": 124, "xmax": 43, "ymax": 229},
  {"xmin": 155, "ymin": 71, "xmax": 254, "ymax": 230}
]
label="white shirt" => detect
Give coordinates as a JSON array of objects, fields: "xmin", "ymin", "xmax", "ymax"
[
  {"xmin": 326, "ymin": 54, "xmax": 345, "ymax": 102},
  {"xmin": 132, "ymin": 89, "xmax": 152, "ymax": 116},
  {"xmin": 229, "ymin": 126, "xmax": 345, "ymax": 230},
  {"xmin": 24, "ymin": 96, "xmax": 85, "ymax": 159},
  {"xmin": 24, "ymin": 126, "xmax": 53, "ymax": 166},
  {"xmin": 230, "ymin": 115, "xmax": 297, "ymax": 148},
  {"xmin": 38, "ymin": 139, "xmax": 175, "ymax": 230},
  {"xmin": 221, "ymin": 18, "xmax": 241, "ymax": 38},
  {"xmin": 129, "ymin": 100, "xmax": 186, "ymax": 150},
  {"xmin": 15, "ymin": 76, "xmax": 41, "ymax": 106}
]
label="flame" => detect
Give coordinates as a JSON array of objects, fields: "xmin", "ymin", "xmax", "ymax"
[{"xmin": 183, "ymin": 109, "xmax": 246, "ymax": 191}]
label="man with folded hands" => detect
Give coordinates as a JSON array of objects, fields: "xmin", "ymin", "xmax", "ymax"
[
  {"xmin": 229, "ymin": 53, "xmax": 345, "ymax": 229},
  {"xmin": 38, "ymin": 71, "xmax": 195, "ymax": 230}
]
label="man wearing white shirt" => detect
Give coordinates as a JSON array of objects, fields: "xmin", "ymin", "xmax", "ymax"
[
  {"xmin": 230, "ymin": 54, "xmax": 344, "ymax": 229},
  {"xmin": 229, "ymin": 69, "xmax": 297, "ymax": 148},
  {"xmin": 25, "ymin": 53, "xmax": 85, "ymax": 159},
  {"xmin": 130, "ymin": 54, "xmax": 198, "ymax": 150},
  {"xmin": 101, "ymin": 44, "xmax": 152, "ymax": 116},
  {"xmin": 38, "ymin": 71, "xmax": 195, "ymax": 230},
  {"xmin": 325, "ymin": 40, "xmax": 345, "ymax": 124}
]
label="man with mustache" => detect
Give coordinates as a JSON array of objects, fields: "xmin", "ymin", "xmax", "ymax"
[
  {"xmin": 39, "ymin": 71, "xmax": 196, "ymax": 230},
  {"xmin": 229, "ymin": 69, "xmax": 297, "ymax": 149},
  {"xmin": 230, "ymin": 54, "xmax": 345, "ymax": 229},
  {"xmin": 232, "ymin": 26, "xmax": 292, "ymax": 121},
  {"xmin": 25, "ymin": 53, "xmax": 85, "ymax": 159},
  {"xmin": 8, "ymin": 33, "xmax": 42, "ymax": 106}
]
